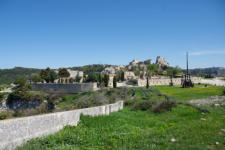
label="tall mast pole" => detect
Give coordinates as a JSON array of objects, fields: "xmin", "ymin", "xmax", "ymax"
[{"xmin": 186, "ymin": 52, "xmax": 189, "ymax": 75}]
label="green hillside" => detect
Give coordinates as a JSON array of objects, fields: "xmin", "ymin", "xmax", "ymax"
[{"xmin": 0, "ymin": 67, "xmax": 41, "ymax": 84}]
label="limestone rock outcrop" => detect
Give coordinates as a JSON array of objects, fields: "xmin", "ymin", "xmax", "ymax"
[
  {"xmin": 156, "ymin": 56, "xmax": 169, "ymax": 68},
  {"xmin": 129, "ymin": 59, "xmax": 141, "ymax": 66}
]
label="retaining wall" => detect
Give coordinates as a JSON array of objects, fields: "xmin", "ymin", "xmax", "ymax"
[
  {"xmin": 0, "ymin": 101, "xmax": 123, "ymax": 150},
  {"xmin": 137, "ymin": 77, "xmax": 201, "ymax": 86},
  {"xmin": 31, "ymin": 83, "xmax": 98, "ymax": 93}
]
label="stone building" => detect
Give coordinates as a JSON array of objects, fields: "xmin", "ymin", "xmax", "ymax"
[
  {"xmin": 101, "ymin": 67, "xmax": 116, "ymax": 74},
  {"xmin": 124, "ymin": 71, "xmax": 136, "ymax": 80},
  {"xmin": 108, "ymin": 74, "xmax": 115, "ymax": 87},
  {"xmin": 55, "ymin": 69, "xmax": 84, "ymax": 83},
  {"xmin": 101, "ymin": 66, "xmax": 125, "ymax": 75}
]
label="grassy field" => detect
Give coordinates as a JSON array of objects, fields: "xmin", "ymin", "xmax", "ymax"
[
  {"xmin": 16, "ymin": 86, "xmax": 225, "ymax": 150},
  {"xmin": 17, "ymin": 106, "xmax": 225, "ymax": 150},
  {"xmin": 151, "ymin": 84, "xmax": 225, "ymax": 101}
]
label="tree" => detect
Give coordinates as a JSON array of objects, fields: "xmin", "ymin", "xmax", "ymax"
[
  {"xmin": 167, "ymin": 66, "xmax": 182, "ymax": 77},
  {"xmin": 86, "ymin": 72, "xmax": 98, "ymax": 82},
  {"xmin": 40, "ymin": 67, "xmax": 51, "ymax": 83},
  {"xmin": 98, "ymin": 74, "xmax": 103, "ymax": 84},
  {"xmin": 31, "ymin": 74, "xmax": 43, "ymax": 83},
  {"xmin": 58, "ymin": 68, "xmax": 70, "ymax": 78},
  {"xmin": 49, "ymin": 70, "xmax": 58, "ymax": 83},
  {"xmin": 121, "ymin": 71, "xmax": 125, "ymax": 81},
  {"xmin": 113, "ymin": 76, "xmax": 117, "ymax": 88},
  {"xmin": 13, "ymin": 77, "xmax": 30, "ymax": 92},
  {"xmin": 147, "ymin": 64, "xmax": 159, "ymax": 76},
  {"xmin": 146, "ymin": 77, "xmax": 149, "ymax": 89},
  {"xmin": 162, "ymin": 71, "xmax": 167, "ymax": 76},
  {"xmin": 74, "ymin": 75, "xmax": 82, "ymax": 82},
  {"xmin": 116, "ymin": 70, "xmax": 125, "ymax": 82},
  {"xmin": 69, "ymin": 78, "xmax": 73, "ymax": 83},
  {"xmin": 167, "ymin": 67, "xmax": 182, "ymax": 86},
  {"xmin": 173, "ymin": 66, "xmax": 182, "ymax": 76},
  {"xmin": 103, "ymin": 74, "xmax": 109, "ymax": 87},
  {"xmin": 40, "ymin": 68, "xmax": 58, "ymax": 83},
  {"xmin": 167, "ymin": 68, "xmax": 173, "ymax": 77}
]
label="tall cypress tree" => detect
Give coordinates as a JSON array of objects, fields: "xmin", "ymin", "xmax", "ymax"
[
  {"xmin": 103, "ymin": 74, "xmax": 109, "ymax": 87},
  {"xmin": 146, "ymin": 77, "xmax": 149, "ymax": 89},
  {"xmin": 113, "ymin": 76, "xmax": 117, "ymax": 88}
]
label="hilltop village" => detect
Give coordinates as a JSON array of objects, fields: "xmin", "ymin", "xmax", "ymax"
[{"xmin": 29, "ymin": 56, "xmax": 200, "ymax": 90}]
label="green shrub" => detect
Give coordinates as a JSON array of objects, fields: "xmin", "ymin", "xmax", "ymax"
[
  {"xmin": 7, "ymin": 91, "xmax": 45, "ymax": 105},
  {"xmin": 132, "ymin": 100, "xmax": 153, "ymax": 111},
  {"xmin": 13, "ymin": 110, "xmax": 25, "ymax": 117},
  {"xmin": 0, "ymin": 111, "xmax": 8, "ymax": 120},
  {"xmin": 152, "ymin": 100, "xmax": 176, "ymax": 113},
  {"xmin": 126, "ymin": 80, "xmax": 137, "ymax": 86},
  {"xmin": 124, "ymin": 99, "xmax": 136, "ymax": 106},
  {"xmin": 0, "ymin": 93, "xmax": 5, "ymax": 103},
  {"xmin": 35, "ymin": 103, "xmax": 49, "ymax": 114},
  {"xmin": 2, "ymin": 84, "xmax": 9, "ymax": 89}
]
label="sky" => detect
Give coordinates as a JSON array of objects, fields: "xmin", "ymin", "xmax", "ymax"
[{"xmin": 0, "ymin": 0, "xmax": 225, "ymax": 69}]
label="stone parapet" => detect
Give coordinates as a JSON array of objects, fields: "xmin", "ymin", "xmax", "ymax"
[{"xmin": 0, "ymin": 101, "xmax": 123, "ymax": 150}]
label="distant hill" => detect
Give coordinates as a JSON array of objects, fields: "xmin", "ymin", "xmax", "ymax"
[
  {"xmin": 0, "ymin": 67, "xmax": 41, "ymax": 84},
  {"xmin": 183, "ymin": 67, "xmax": 225, "ymax": 77},
  {"xmin": 70, "ymin": 64, "xmax": 110, "ymax": 74},
  {"xmin": 0, "ymin": 65, "xmax": 108, "ymax": 85}
]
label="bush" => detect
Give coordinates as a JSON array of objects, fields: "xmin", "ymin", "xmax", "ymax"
[
  {"xmin": 124, "ymin": 100, "xmax": 136, "ymax": 106},
  {"xmin": 152, "ymin": 100, "xmax": 176, "ymax": 113},
  {"xmin": 0, "ymin": 93, "xmax": 5, "ymax": 103},
  {"xmin": 2, "ymin": 84, "xmax": 9, "ymax": 89},
  {"xmin": 13, "ymin": 110, "xmax": 25, "ymax": 117},
  {"xmin": 132, "ymin": 100, "xmax": 153, "ymax": 111},
  {"xmin": 223, "ymin": 90, "xmax": 225, "ymax": 96},
  {"xmin": 7, "ymin": 91, "xmax": 44, "ymax": 106},
  {"xmin": 35, "ymin": 103, "xmax": 49, "ymax": 114},
  {"xmin": 0, "ymin": 111, "xmax": 8, "ymax": 120},
  {"xmin": 126, "ymin": 80, "xmax": 137, "ymax": 86},
  {"xmin": 76, "ymin": 96, "xmax": 92, "ymax": 108}
]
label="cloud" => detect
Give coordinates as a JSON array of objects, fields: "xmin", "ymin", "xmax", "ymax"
[{"xmin": 189, "ymin": 50, "xmax": 225, "ymax": 56}]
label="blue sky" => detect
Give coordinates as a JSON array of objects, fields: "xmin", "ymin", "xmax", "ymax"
[{"xmin": 0, "ymin": 0, "xmax": 225, "ymax": 69}]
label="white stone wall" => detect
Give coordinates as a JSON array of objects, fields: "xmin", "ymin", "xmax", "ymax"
[
  {"xmin": 200, "ymin": 78, "xmax": 225, "ymax": 86},
  {"xmin": 137, "ymin": 77, "xmax": 201, "ymax": 86},
  {"xmin": 0, "ymin": 101, "xmax": 123, "ymax": 150}
]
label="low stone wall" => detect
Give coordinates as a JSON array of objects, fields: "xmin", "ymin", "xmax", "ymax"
[
  {"xmin": 31, "ymin": 83, "xmax": 98, "ymax": 93},
  {"xmin": 137, "ymin": 77, "xmax": 201, "ymax": 86},
  {"xmin": 0, "ymin": 101, "xmax": 123, "ymax": 150},
  {"xmin": 200, "ymin": 79, "xmax": 225, "ymax": 86}
]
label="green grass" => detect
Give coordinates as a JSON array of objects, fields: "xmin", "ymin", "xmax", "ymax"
[
  {"xmin": 15, "ymin": 86, "xmax": 225, "ymax": 150},
  {"xmin": 151, "ymin": 85, "xmax": 225, "ymax": 102},
  {"xmin": 17, "ymin": 106, "xmax": 225, "ymax": 150}
]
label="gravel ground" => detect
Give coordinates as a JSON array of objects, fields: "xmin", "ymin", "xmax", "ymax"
[{"xmin": 189, "ymin": 96, "xmax": 225, "ymax": 106}]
